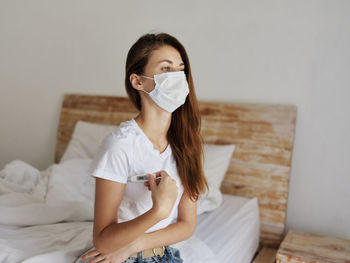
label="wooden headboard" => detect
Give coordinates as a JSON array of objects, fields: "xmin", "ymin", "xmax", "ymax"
[{"xmin": 55, "ymin": 93, "xmax": 297, "ymax": 248}]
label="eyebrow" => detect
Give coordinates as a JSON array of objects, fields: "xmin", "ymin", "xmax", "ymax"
[{"xmin": 157, "ymin": 59, "xmax": 184, "ymax": 66}]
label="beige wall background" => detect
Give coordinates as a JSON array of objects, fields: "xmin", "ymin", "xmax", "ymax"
[{"xmin": 1, "ymin": 0, "xmax": 349, "ymax": 240}]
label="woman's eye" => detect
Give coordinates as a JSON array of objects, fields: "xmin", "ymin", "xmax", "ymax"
[{"xmin": 162, "ymin": 66, "xmax": 171, "ymax": 71}]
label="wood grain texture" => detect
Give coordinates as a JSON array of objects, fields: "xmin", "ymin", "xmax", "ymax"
[
  {"xmin": 55, "ymin": 94, "xmax": 297, "ymax": 248},
  {"xmin": 253, "ymin": 247, "xmax": 278, "ymax": 263},
  {"xmin": 276, "ymin": 230, "xmax": 350, "ymax": 263}
]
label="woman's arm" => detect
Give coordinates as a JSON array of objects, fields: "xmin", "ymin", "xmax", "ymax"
[
  {"xmin": 132, "ymin": 191, "xmax": 197, "ymax": 252},
  {"xmin": 93, "ymin": 173, "xmax": 178, "ymax": 254},
  {"xmin": 92, "ymin": 177, "xmax": 160, "ymax": 254}
]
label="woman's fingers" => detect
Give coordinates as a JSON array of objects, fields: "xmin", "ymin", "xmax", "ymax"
[
  {"xmin": 147, "ymin": 174, "xmax": 157, "ymax": 190},
  {"xmin": 80, "ymin": 249, "xmax": 100, "ymax": 260},
  {"xmin": 87, "ymin": 254, "xmax": 106, "ymax": 263},
  {"xmin": 144, "ymin": 178, "xmax": 161, "ymax": 186},
  {"xmin": 144, "ymin": 177, "xmax": 161, "ymax": 191}
]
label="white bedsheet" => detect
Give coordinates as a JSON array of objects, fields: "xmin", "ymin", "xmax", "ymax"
[
  {"xmin": 0, "ymin": 159, "xmax": 259, "ymax": 263},
  {"xmin": 195, "ymin": 194, "xmax": 260, "ymax": 263}
]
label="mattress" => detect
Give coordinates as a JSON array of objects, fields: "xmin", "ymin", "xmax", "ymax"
[
  {"xmin": 75, "ymin": 194, "xmax": 259, "ymax": 263},
  {"xmin": 172, "ymin": 194, "xmax": 260, "ymax": 263},
  {"xmin": 0, "ymin": 159, "xmax": 259, "ymax": 263},
  {"xmin": 0, "ymin": 197, "xmax": 259, "ymax": 263}
]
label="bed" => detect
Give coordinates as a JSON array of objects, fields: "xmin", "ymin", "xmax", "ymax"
[{"xmin": 0, "ymin": 94, "xmax": 297, "ymax": 263}]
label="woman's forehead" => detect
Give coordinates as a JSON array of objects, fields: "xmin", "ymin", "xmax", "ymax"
[{"xmin": 148, "ymin": 45, "xmax": 183, "ymax": 65}]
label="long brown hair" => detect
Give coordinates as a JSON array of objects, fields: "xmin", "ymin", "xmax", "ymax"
[{"xmin": 125, "ymin": 33, "xmax": 208, "ymax": 201}]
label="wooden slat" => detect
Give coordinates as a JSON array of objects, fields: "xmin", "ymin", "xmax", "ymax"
[
  {"xmin": 199, "ymin": 101, "xmax": 296, "ymax": 247},
  {"xmin": 54, "ymin": 94, "xmax": 297, "ymax": 248},
  {"xmin": 253, "ymin": 247, "xmax": 278, "ymax": 263},
  {"xmin": 276, "ymin": 230, "xmax": 350, "ymax": 263}
]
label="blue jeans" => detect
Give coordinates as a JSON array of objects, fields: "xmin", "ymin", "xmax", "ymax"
[{"xmin": 123, "ymin": 246, "xmax": 183, "ymax": 263}]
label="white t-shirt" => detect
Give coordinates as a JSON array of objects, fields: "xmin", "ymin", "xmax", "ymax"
[{"xmin": 88, "ymin": 118, "xmax": 184, "ymax": 233}]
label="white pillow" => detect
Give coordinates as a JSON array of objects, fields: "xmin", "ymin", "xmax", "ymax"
[
  {"xmin": 197, "ymin": 144, "xmax": 235, "ymax": 215},
  {"xmin": 45, "ymin": 158, "xmax": 96, "ymax": 221},
  {"xmin": 60, "ymin": 121, "xmax": 117, "ymax": 163},
  {"xmin": 61, "ymin": 121, "xmax": 235, "ymax": 215},
  {"xmin": 46, "ymin": 158, "xmax": 95, "ymax": 204}
]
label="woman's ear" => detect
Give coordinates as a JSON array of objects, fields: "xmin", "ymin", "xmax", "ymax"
[{"xmin": 129, "ymin": 73, "xmax": 143, "ymax": 91}]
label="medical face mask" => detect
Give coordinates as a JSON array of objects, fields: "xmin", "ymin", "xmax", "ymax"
[{"xmin": 140, "ymin": 71, "xmax": 189, "ymax": 113}]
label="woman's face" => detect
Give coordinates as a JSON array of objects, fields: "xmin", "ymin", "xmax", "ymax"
[{"xmin": 141, "ymin": 45, "xmax": 185, "ymax": 92}]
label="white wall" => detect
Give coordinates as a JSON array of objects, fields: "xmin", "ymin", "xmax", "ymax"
[{"xmin": 1, "ymin": 0, "xmax": 349, "ymax": 240}]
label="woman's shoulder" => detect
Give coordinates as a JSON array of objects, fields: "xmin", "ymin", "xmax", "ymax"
[{"xmin": 101, "ymin": 118, "xmax": 139, "ymax": 149}]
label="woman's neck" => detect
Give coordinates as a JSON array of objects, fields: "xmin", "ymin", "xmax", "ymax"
[{"xmin": 134, "ymin": 107, "xmax": 171, "ymax": 149}]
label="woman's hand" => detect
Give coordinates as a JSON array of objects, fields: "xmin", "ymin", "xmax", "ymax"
[
  {"xmin": 143, "ymin": 173, "xmax": 161, "ymax": 190},
  {"xmin": 146, "ymin": 171, "xmax": 178, "ymax": 220},
  {"xmin": 79, "ymin": 243, "xmax": 134, "ymax": 263}
]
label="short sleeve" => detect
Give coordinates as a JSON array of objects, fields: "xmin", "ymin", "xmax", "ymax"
[{"xmin": 88, "ymin": 133, "xmax": 131, "ymax": 184}]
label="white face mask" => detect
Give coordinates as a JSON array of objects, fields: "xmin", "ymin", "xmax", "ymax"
[{"xmin": 140, "ymin": 71, "xmax": 189, "ymax": 113}]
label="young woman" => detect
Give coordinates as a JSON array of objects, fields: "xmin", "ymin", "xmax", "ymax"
[{"xmin": 79, "ymin": 32, "xmax": 207, "ymax": 263}]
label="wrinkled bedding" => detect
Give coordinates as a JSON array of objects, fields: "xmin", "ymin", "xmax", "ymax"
[{"xmin": 0, "ymin": 159, "xmax": 216, "ymax": 263}]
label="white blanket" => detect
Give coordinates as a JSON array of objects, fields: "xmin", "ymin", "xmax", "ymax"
[{"xmin": 0, "ymin": 159, "xmax": 215, "ymax": 263}]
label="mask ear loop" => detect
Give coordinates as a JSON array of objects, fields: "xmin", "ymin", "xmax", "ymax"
[
  {"xmin": 139, "ymin": 74, "xmax": 155, "ymax": 94},
  {"xmin": 140, "ymin": 75, "xmax": 154, "ymax": 80}
]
